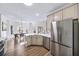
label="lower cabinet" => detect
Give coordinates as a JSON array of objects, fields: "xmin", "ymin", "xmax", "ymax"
[
  {"xmin": 36, "ymin": 35, "xmax": 43, "ymax": 45},
  {"xmin": 25, "ymin": 36, "xmax": 31, "ymax": 46},
  {"xmin": 25, "ymin": 35, "xmax": 50, "ymax": 49},
  {"xmin": 31, "ymin": 35, "xmax": 37, "ymax": 45},
  {"xmin": 31, "ymin": 35, "xmax": 43, "ymax": 45},
  {"xmin": 43, "ymin": 37, "xmax": 50, "ymax": 50},
  {"xmin": 26, "ymin": 35, "xmax": 43, "ymax": 46}
]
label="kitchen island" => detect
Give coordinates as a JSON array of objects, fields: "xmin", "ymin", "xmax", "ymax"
[{"xmin": 24, "ymin": 33, "xmax": 51, "ymax": 50}]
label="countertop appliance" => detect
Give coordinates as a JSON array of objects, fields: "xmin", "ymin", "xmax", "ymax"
[{"xmin": 51, "ymin": 19, "xmax": 79, "ymax": 56}]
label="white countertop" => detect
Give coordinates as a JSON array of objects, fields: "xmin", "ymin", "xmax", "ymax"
[{"xmin": 25, "ymin": 33, "xmax": 51, "ymax": 38}]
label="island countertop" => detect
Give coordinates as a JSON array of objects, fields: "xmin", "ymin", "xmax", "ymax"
[{"xmin": 24, "ymin": 33, "xmax": 51, "ymax": 38}]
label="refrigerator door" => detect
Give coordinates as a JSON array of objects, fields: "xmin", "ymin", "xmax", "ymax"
[
  {"xmin": 51, "ymin": 21, "xmax": 62, "ymax": 43},
  {"xmin": 61, "ymin": 19, "xmax": 73, "ymax": 47},
  {"xmin": 51, "ymin": 22, "xmax": 58, "ymax": 42}
]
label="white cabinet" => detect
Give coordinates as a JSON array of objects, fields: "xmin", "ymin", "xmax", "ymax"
[
  {"xmin": 43, "ymin": 37, "xmax": 50, "ymax": 50},
  {"xmin": 25, "ymin": 35, "xmax": 43, "ymax": 46},
  {"xmin": 31, "ymin": 35, "xmax": 43, "ymax": 45},
  {"xmin": 25, "ymin": 36, "xmax": 31, "ymax": 46},
  {"xmin": 36, "ymin": 35, "xmax": 43, "ymax": 45},
  {"xmin": 31, "ymin": 35, "xmax": 37, "ymax": 45},
  {"xmin": 63, "ymin": 5, "xmax": 77, "ymax": 19},
  {"xmin": 54, "ymin": 10, "xmax": 62, "ymax": 21}
]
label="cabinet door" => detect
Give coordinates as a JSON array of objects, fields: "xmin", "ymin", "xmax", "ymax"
[
  {"xmin": 45, "ymin": 37, "xmax": 50, "ymax": 50},
  {"xmin": 54, "ymin": 10, "xmax": 62, "ymax": 21},
  {"xmin": 43, "ymin": 37, "xmax": 46, "ymax": 47},
  {"xmin": 63, "ymin": 5, "xmax": 75, "ymax": 19},
  {"xmin": 43, "ymin": 37, "xmax": 50, "ymax": 50},
  {"xmin": 37, "ymin": 35, "xmax": 43, "ymax": 45},
  {"xmin": 25, "ymin": 36, "xmax": 31, "ymax": 46},
  {"xmin": 31, "ymin": 35, "xmax": 37, "ymax": 45}
]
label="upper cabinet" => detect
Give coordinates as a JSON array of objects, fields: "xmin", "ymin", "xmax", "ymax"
[
  {"xmin": 47, "ymin": 4, "xmax": 78, "ymax": 32},
  {"xmin": 63, "ymin": 4, "xmax": 77, "ymax": 19},
  {"xmin": 54, "ymin": 10, "xmax": 63, "ymax": 21}
]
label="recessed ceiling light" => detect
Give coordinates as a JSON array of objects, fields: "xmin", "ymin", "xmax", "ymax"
[
  {"xmin": 24, "ymin": 2, "xmax": 33, "ymax": 6},
  {"xmin": 36, "ymin": 13, "xmax": 39, "ymax": 16}
]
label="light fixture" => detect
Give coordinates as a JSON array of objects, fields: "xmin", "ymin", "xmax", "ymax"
[
  {"xmin": 36, "ymin": 13, "xmax": 39, "ymax": 16},
  {"xmin": 24, "ymin": 2, "xmax": 33, "ymax": 6}
]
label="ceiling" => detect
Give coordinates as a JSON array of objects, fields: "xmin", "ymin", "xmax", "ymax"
[{"xmin": 0, "ymin": 3, "xmax": 68, "ymax": 22}]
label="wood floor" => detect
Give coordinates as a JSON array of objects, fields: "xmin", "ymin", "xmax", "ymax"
[{"xmin": 5, "ymin": 39, "xmax": 49, "ymax": 56}]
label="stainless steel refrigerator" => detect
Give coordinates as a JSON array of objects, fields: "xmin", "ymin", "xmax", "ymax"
[{"xmin": 51, "ymin": 19, "xmax": 79, "ymax": 56}]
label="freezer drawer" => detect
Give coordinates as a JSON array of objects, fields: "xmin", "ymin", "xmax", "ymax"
[
  {"xmin": 51, "ymin": 41, "xmax": 60, "ymax": 56},
  {"xmin": 51, "ymin": 41, "xmax": 73, "ymax": 56},
  {"xmin": 60, "ymin": 45, "xmax": 72, "ymax": 56}
]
